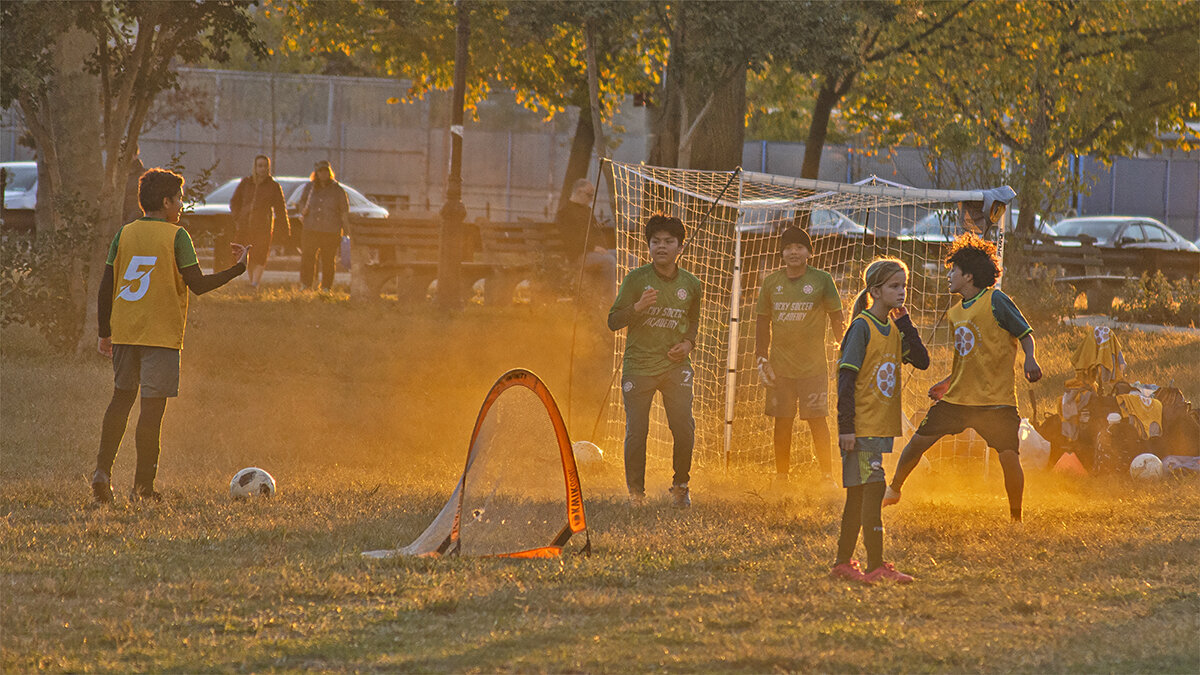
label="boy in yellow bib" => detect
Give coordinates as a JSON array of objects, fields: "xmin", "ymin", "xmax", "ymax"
[
  {"xmin": 883, "ymin": 234, "xmax": 1042, "ymax": 521},
  {"xmin": 91, "ymin": 169, "xmax": 249, "ymax": 504},
  {"xmin": 831, "ymin": 258, "xmax": 929, "ymax": 584}
]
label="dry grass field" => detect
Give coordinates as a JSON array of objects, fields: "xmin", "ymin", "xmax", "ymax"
[{"xmin": 2, "ymin": 283, "xmax": 1198, "ymax": 673}]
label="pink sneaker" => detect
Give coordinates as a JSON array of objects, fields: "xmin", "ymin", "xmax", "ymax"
[
  {"xmin": 863, "ymin": 562, "xmax": 914, "ymax": 584},
  {"xmin": 830, "ymin": 560, "xmax": 872, "ymax": 584}
]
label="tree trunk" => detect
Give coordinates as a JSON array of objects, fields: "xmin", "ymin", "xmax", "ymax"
[
  {"xmin": 583, "ymin": 22, "xmax": 618, "ymax": 219},
  {"xmin": 22, "ymin": 24, "xmax": 105, "ymax": 354},
  {"xmin": 685, "ymin": 63, "xmax": 746, "ymax": 171},
  {"xmin": 646, "ymin": 13, "xmax": 683, "ymax": 169},
  {"xmin": 801, "ymin": 76, "xmax": 841, "ymax": 180},
  {"xmin": 558, "ymin": 105, "xmax": 594, "ymax": 209},
  {"xmin": 32, "ymin": 25, "xmax": 103, "ymax": 238}
]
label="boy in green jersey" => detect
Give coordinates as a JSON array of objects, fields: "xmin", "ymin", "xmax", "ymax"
[
  {"xmin": 755, "ymin": 227, "xmax": 844, "ymax": 484},
  {"xmin": 608, "ymin": 214, "xmax": 703, "ymax": 508}
]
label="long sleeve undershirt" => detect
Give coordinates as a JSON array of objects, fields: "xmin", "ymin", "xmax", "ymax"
[{"xmin": 98, "ymin": 261, "xmax": 246, "ymax": 338}]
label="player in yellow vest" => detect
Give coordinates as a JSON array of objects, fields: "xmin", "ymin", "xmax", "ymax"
[
  {"xmin": 91, "ymin": 168, "xmax": 249, "ymax": 504},
  {"xmin": 754, "ymin": 227, "xmax": 844, "ymax": 486},
  {"xmin": 831, "ymin": 258, "xmax": 929, "ymax": 584},
  {"xmin": 883, "ymin": 234, "xmax": 1042, "ymax": 521}
]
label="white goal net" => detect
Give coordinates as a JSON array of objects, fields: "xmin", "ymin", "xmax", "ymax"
[{"xmin": 601, "ymin": 162, "xmax": 1014, "ymax": 473}]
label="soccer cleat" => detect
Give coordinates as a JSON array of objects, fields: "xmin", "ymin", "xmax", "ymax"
[
  {"xmin": 628, "ymin": 492, "xmax": 646, "ymax": 507},
  {"xmin": 669, "ymin": 483, "xmax": 691, "ymax": 509},
  {"xmin": 91, "ymin": 471, "xmax": 113, "ymax": 505},
  {"xmin": 863, "ymin": 562, "xmax": 914, "ymax": 584},
  {"xmin": 129, "ymin": 486, "xmax": 164, "ymax": 503},
  {"xmin": 881, "ymin": 485, "xmax": 902, "ymax": 507},
  {"xmin": 830, "ymin": 560, "xmax": 871, "ymax": 584}
]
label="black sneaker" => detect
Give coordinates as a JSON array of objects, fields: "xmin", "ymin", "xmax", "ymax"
[
  {"xmin": 669, "ymin": 483, "xmax": 691, "ymax": 509},
  {"xmin": 129, "ymin": 486, "xmax": 164, "ymax": 503},
  {"xmin": 91, "ymin": 471, "xmax": 113, "ymax": 505}
]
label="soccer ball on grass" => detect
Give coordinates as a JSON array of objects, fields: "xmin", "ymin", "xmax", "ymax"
[
  {"xmin": 1129, "ymin": 453, "xmax": 1163, "ymax": 481},
  {"xmin": 571, "ymin": 440, "xmax": 605, "ymax": 466},
  {"xmin": 230, "ymin": 467, "xmax": 277, "ymax": 498}
]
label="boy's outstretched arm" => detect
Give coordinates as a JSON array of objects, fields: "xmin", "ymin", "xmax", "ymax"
[
  {"xmin": 1020, "ymin": 333, "xmax": 1042, "ymax": 382},
  {"xmin": 181, "ymin": 244, "xmax": 248, "ymax": 295}
]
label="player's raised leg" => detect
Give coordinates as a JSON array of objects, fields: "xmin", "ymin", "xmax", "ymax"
[{"xmin": 884, "ymin": 432, "xmax": 940, "ymax": 506}]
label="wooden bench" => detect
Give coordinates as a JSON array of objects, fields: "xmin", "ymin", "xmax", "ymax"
[
  {"xmin": 477, "ymin": 219, "xmax": 570, "ymax": 304},
  {"xmin": 348, "ymin": 216, "xmax": 485, "ymax": 300},
  {"xmin": 348, "ymin": 216, "xmax": 576, "ymax": 303}
]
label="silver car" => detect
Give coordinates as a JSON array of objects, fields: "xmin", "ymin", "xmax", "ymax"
[
  {"xmin": 1054, "ymin": 216, "xmax": 1199, "ymax": 252},
  {"xmin": 182, "ymin": 175, "xmax": 388, "ymax": 235},
  {"xmin": 735, "ymin": 198, "xmax": 873, "ymax": 238},
  {"xmin": 1, "ymin": 161, "xmax": 37, "ymax": 211}
]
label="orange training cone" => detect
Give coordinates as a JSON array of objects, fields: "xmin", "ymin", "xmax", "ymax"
[{"xmin": 1053, "ymin": 452, "xmax": 1088, "ymax": 477}]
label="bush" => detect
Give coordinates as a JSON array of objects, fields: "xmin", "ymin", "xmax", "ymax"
[
  {"xmin": 0, "ymin": 190, "xmax": 98, "ymax": 353},
  {"xmin": 1113, "ymin": 271, "xmax": 1199, "ymax": 328},
  {"xmin": 0, "ymin": 225, "xmax": 91, "ymax": 352},
  {"xmin": 1001, "ymin": 264, "xmax": 1078, "ymax": 327}
]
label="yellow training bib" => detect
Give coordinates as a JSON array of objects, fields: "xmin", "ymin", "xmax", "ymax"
[
  {"xmin": 852, "ymin": 312, "xmax": 904, "ymax": 437},
  {"xmin": 110, "ymin": 220, "xmax": 188, "ymax": 349},
  {"xmin": 943, "ymin": 288, "xmax": 1018, "ymax": 407}
]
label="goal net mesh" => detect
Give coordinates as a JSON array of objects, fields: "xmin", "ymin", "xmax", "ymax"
[{"xmin": 601, "ymin": 162, "xmax": 1010, "ymax": 473}]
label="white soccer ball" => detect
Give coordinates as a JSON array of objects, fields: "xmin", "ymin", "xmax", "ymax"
[
  {"xmin": 572, "ymin": 440, "xmax": 605, "ymax": 466},
  {"xmin": 230, "ymin": 467, "xmax": 277, "ymax": 498},
  {"xmin": 1129, "ymin": 453, "xmax": 1163, "ymax": 481}
]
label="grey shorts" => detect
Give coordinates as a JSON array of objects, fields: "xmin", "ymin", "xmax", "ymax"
[
  {"xmin": 765, "ymin": 373, "xmax": 829, "ymax": 419},
  {"xmin": 841, "ymin": 437, "xmax": 894, "ymax": 488},
  {"xmin": 113, "ymin": 344, "xmax": 181, "ymax": 398}
]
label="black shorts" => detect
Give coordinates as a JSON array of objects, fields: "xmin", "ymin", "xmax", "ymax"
[{"xmin": 916, "ymin": 401, "xmax": 1021, "ymax": 454}]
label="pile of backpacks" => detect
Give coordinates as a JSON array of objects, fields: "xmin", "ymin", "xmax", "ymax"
[{"xmin": 1027, "ymin": 325, "xmax": 1200, "ymax": 477}]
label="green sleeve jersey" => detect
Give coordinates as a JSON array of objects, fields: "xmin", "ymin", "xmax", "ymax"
[
  {"xmin": 611, "ymin": 263, "xmax": 703, "ymax": 376},
  {"xmin": 106, "ymin": 219, "xmax": 199, "ymax": 269},
  {"xmin": 755, "ymin": 267, "xmax": 842, "ymax": 378}
]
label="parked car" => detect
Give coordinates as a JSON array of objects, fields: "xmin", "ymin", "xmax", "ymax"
[
  {"xmin": 1, "ymin": 161, "xmax": 38, "ymax": 211},
  {"xmin": 897, "ymin": 211, "xmax": 959, "ymax": 244},
  {"xmin": 1, "ymin": 161, "xmax": 38, "ymax": 231},
  {"xmin": 900, "ymin": 209, "xmax": 1072, "ymax": 246},
  {"xmin": 1054, "ymin": 216, "xmax": 1199, "ymax": 252},
  {"xmin": 182, "ymin": 176, "xmax": 389, "ymax": 237},
  {"xmin": 284, "ymin": 182, "xmax": 390, "ymax": 222},
  {"xmin": 735, "ymin": 199, "xmax": 873, "ymax": 238},
  {"xmin": 182, "ymin": 175, "xmax": 311, "ymax": 237}
]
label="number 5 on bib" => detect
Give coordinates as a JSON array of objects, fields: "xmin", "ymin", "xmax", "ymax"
[{"xmin": 118, "ymin": 255, "xmax": 158, "ymax": 302}]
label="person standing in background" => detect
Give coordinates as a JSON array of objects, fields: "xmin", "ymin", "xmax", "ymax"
[
  {"xmin": 230, "ymin": 155, "xmax": 290, "ymax": 289},
  {"xmin": 298, "ymin": 161, "xmax": 348, "ymax": 291}
]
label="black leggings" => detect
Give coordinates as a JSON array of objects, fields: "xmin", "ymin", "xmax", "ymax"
[
  {"xmin": 836, "ymin": 482, "xmax": 886, "ymax": 571},
  {"xmin": 95, "ymin": 388, "xmax": 167, "ymax": 491}
]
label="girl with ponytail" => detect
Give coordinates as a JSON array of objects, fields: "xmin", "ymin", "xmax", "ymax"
[{"xmin": 830, "ymin": 257, "xmax": 929, "ymax": 584}]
